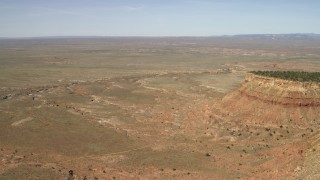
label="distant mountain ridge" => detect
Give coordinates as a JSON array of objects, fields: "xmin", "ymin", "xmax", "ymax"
[{"xmin": 229, "ymin": 33, "xmax": 320, "ymax": 39}]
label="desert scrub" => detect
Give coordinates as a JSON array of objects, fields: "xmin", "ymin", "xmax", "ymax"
[{"xmin": 251, "ymin": 71, "xmax": 320, "ymax": 82}]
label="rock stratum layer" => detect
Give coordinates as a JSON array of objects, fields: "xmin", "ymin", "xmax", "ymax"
[
  {"xmin": 213, "ymin": 73, "xmax": 320, "ymax": 127},
  {"xmin": 243, "ymin": 73, "xmax": 320, "ymax": 106}
]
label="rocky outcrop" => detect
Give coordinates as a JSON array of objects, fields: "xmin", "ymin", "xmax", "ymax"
[
  {"xmin": 240, "ymin": 73, "xmax": 320, "ymax": 106},
  {"xmin": 212, "ymin": 73, "xmax": 320, "ymax": 126}
]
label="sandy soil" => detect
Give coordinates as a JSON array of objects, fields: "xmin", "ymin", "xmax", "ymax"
[{"xmin": 1, "ymin": 37, "xmax": 320, "ymax": 179}]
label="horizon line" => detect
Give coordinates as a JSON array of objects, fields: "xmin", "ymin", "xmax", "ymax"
[{"xmin": 0, "ymin": 33, "xmax": 319, "ymax": 39}]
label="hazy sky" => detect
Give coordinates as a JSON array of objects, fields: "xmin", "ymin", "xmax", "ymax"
[{"xmin": 0, "ymin": 0, "xmax": 319, "ymax": 37}]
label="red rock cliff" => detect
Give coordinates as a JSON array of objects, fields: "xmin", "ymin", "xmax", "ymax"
[
  {"xmin": 241, "ymin": 73, "xmax": 320, "ymax": 106},
  {"xmin": 212, "ymin": 73, "xmax": 320, "ymax": 126}
]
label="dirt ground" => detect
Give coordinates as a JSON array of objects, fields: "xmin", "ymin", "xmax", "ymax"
[{"xmin": 1, "ymin": 37, "xmax": 320, "ymax": 179}]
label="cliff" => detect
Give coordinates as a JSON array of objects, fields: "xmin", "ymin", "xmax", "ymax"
[
  {"xmin": 212, "ymin": 73, "xmax": 320, "ymax": 126},
  {"xmin": 240, "ymin": 73, "xmax": 320, "ymax": 106}
]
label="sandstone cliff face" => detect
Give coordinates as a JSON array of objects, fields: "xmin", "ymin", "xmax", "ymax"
[
  {"xmin": 241, "ymin": 73, "xmax": 320, "ymax": 106},
  {"xmin": 212, "ymin": 73, "xmax": 320, "ymax": 127}
]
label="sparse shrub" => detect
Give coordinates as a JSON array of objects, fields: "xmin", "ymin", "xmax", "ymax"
[{"xmin": 251, "ymin": 71, "xmax": 320, "ymax": 82}]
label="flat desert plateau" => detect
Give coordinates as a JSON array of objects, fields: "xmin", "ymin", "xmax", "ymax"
[{"xmin": 1, "ymin": 37, "xmax": 320, "ymax": 179}]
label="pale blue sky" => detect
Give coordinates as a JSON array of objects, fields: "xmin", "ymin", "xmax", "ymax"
[{"xmin": 0, "ymin": 0, "xmax": 319, "ymax": 37}]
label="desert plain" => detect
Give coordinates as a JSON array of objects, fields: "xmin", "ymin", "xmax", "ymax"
[{"xmin": 1, "ymin": 36, "xmax": 320, "ymax": 179}]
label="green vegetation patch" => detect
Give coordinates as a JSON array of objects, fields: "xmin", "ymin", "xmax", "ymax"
[{"xmin": 251, "ymin": 71, "xmax": 320, "ymax": 82}]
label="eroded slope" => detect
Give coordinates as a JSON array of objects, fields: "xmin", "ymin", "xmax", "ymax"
[{"xmin": 213, "ymin": 73, "xmax": 320, "ymax": 127}]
